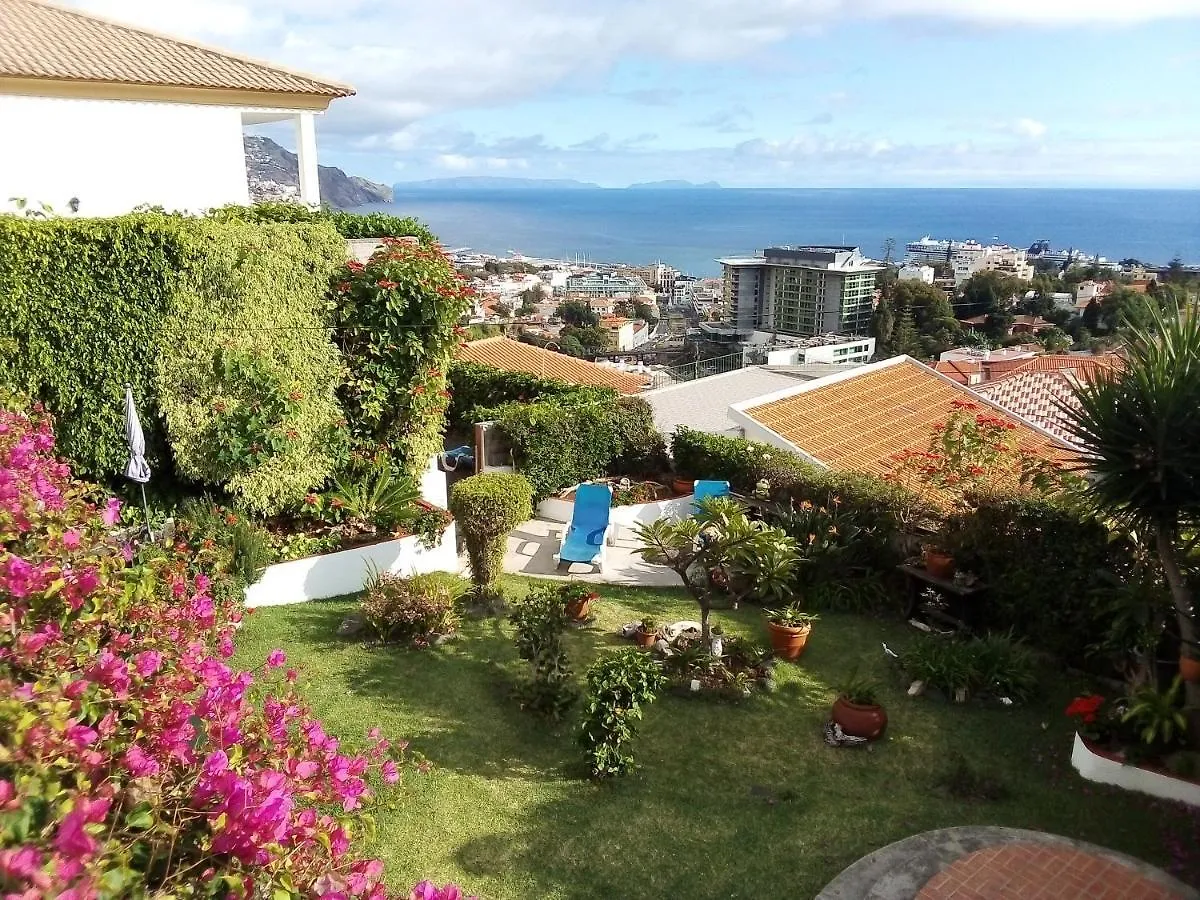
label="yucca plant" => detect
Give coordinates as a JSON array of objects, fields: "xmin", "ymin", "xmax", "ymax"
[
  {"xmin": 332, "ymin": 460, "xmax": 420, "ymax": 532},
  {"xmin": 1064, "ymin": 303, "xmax": 1200, "ymax": 745}
]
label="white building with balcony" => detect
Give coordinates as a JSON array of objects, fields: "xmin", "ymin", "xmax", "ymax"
[{"xmin": 0, "ymin": 0, "xmax": 352, "ymax": 215}]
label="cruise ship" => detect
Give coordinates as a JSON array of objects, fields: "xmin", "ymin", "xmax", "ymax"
[{"xmin": 904, "ymin": 236, "xmax": 985, "ymax": 263}]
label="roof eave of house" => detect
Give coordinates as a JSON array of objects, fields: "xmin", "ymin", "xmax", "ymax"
[{"xmin": 0, "ymin": 74, "xmax": 351, "ymax": 111}]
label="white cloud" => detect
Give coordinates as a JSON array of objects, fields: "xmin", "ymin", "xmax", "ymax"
[{"xmin": 1014, "ymin": 118, "xmax": 1048, "ymax": 139}]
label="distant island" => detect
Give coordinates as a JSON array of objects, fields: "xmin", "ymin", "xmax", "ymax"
[
  {"xmin": 393, "ymin": 176, "xmax": 723, "ymax": 191},
  {"xmin": 627, "ymin": 180, "xmax": 722, "ymax": 190},
  {"xmin": 394, "ymin": 176, "xmax": 601, "ymax": 191}
]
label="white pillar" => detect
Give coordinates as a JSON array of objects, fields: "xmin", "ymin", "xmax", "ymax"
[{"xmin": 294, "ymin": 112, "xmax": 320, "ymax": 207}]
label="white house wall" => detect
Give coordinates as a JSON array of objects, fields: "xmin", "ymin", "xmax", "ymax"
[{"xmin": 0, "ymin": 95, "xmax": 249, "ymax": 216}]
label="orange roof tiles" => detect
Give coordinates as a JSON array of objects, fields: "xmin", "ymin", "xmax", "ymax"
[
  {"xmin": 974, "ymin": 370, "xmax": 1087, "ymax": 447},
  {"xmin": 0, "ymin": 0, "xmax": 354, "ymax": 100},
  {"xmin": 739, "ymin": 357, "xmax": 1074, "ymax": 477},
  {"xmin": 1004, "ymin": 354, "xmax": 1123, "ymax": 379},
  {"xmin": 933, "ymin": 360, "xmax": 981, "ymax": 385},
  {"xmin": 457, "ymin": 336, "xmax": 650, "ymax": 394}
]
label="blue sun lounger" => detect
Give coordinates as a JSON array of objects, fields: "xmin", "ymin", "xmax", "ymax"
[
  {"xmin": 556, "ymin": 482, "xmax": 614, "ymax": 573},
  {"xmin": 691, "ymin": 479, "xmax": 731, "ymax": 513}
]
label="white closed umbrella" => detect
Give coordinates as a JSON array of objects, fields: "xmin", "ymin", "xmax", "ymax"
[{"xmin": 123, "ymin": 384, "xmax": 152, "ymax": 535}]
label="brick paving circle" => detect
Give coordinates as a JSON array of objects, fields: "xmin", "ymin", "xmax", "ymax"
[{"xmin": 916, "ymin": 842, "xmax": 1188, "ymax": 900}]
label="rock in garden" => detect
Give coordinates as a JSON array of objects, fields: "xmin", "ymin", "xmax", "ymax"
[{"xmin": 337, "ymin": 614, "xmax": 366, "ymax": 638}]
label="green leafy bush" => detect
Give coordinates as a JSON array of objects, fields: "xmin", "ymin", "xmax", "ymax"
[
  {"xmin": 496, "ymin": 397, "xmax": 667, "ymax": 500},
  {"xmin": 208, "ymin": 202, "xmax": 437, "ymax": 243},
  {"xmin": 900, "ymin": 631, "xmax": 1039, "ymax": 703},
  {"xmin": 334, "ymin": 241, "xmax": 474, "ymax": 476},
  {"xmin": 671, "ymin": 427, "xmax": 930, "ymax": 569},
  {"xmin": 944, "ymin": 492, "xmax": 1142, "ymax": 668},
  {"xmin": 174, "ymin": 498, "xmax": 274, "ymax": 590},
  {"xmin": 360, "ymin": 571, "xmax": 459, "ymax": 646},
  {"xmin": 449, "ymin": 473, "xmax": 533, "ymax": 597},
  {"xmin": 447, "ymin": 361, "xmax": 617, "ymax": 430},
  {"xmin": 579, "ymin": 649, "xmax": 666, "ymax": 779},
  {"xmin": 510, "ymin": 585, "xmax": 577, "ymax": 718},
  {"xmin": 330, "ymin": 459, "xmax": 421, "ymax": 532},
  {"xmin": 155, "ymin": 221, "xmax": 347, "ymax": 514},
  {"xmin": 0, "ymin": 214, "xmax": 195, "ymax": 478}
]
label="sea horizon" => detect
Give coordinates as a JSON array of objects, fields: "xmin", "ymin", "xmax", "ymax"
[{"xmin": 360, "ymin": 186, "xmax": 1200, "ymax": 277}]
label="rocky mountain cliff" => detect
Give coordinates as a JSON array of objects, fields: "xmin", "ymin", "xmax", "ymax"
[{"xmin": 244, "ymin": 136, "xmax": 393, "ymax": 209}]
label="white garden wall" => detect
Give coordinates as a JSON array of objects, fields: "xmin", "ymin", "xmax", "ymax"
[
  {"xmin": 244, "ymin": 456, "xmax": 459, "ymax": 607},
  {"xmin": 1071, "ymin": 733, "xmax": 1200, "ymax": 807}
]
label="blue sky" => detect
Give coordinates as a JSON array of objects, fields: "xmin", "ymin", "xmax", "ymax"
[{"xmin": 75, "ymin": 1, "xmax": 1200, "ymax": 187}]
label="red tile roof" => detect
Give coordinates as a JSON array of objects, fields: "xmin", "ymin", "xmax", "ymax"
[
  {"xmin": 933, "ymin": 360, "xmax": 981, "ymax": 385},
  {"xmin": 739, "ymin": 357, "xmax": 1074, "ymax": 477},
  {"xmin": 457, "ymin": 336, "xmax": 649, "ymax": 393}
]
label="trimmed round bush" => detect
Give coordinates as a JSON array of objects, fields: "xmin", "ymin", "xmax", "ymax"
[{"xmin": 449, "ymin": 473, "xmax": 533, "ymax": 595}]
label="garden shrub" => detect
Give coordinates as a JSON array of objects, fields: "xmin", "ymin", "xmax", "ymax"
[
  {"xmin": 899, "ymin": 631, "xmax": 1039, "ymax": 703},
  {"xmin": 509, "ymin": 584, "xmax": 577, "ymax": 718},
  {"xmin": 0, "ymin": 405, "xmax": 452, "ymax": 896},
  {"xmin": 449, "ymin": 473, "xmax": 533, "ymax": 598},
  {"xmin": 579, "ymin": 649, "xmax": 666, "ymax": 778},
  {"xmin": 944, "ymin": 492, "xmax": 1140, "ymax": 668},
  {"xmin": 495, "ymin": 397, "xmax": 667, "ymax": 500},
  {"xmin": 208, "ymin": 202, "xmax": 438, "ymax": 244},
  {"xmin": 334, "ymin": 241, "xmax": 474, "ymax": 477},
  {"xmin": 156, "ymin": 221, "xmax": 348, "ymax": 514},
  {"xmin": 447, "ymin": 361, "xmax": 617, "ymax": 430},
  {"xmin": 671, "ymin": 427, "xmax": 931, "ymax": 569},
  {"xmin": 0, "ymin": 214, "xmax": 195, "ymax": 478},
  {"xmin": 360, "ymin": 571, "xmax": 459, "ymax": 646}
]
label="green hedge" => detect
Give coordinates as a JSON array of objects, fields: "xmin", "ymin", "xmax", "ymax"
[
  {"xmin": 447, "ymin": 361, "xmax": 617, "ymax": 430},
  {"xmin": 207, "ymin": 203, "xmax": 437, "ymax": 244},
  {"xmin": 0, "ymin": 214, "xmax": 197, "ymax": 478},
  {"xmin": 155, "ymin": 222, "xmax": 347, "ymax": 513},
  {"xmin": 945, "ymin": 493, "xmax": 1149, "ymax": 669},
  {"xmin": 450, "ymin": 472, "xmax": 534, "ymax": 594},
  {"xmin": 670, "ymin": 427, "xmax": 932, "ymax": 558},
  {"xmin": 495, "ymin": 397, "xmax": 667, "ymax": 501}
]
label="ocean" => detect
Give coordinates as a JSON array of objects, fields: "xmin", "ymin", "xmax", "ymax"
[{"xmin": 361, "ymin": 188, "xmax": 1199, "ymax": 276}]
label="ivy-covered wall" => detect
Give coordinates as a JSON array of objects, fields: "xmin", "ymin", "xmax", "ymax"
[{"xmin": 0, "ymin": 215, "xmax": 196, "ymax": 477}]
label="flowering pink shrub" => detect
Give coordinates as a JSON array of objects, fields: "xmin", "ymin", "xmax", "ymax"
[{"xmin": 0, "ymin": 407, "xmax": 473, "ymax": 898}]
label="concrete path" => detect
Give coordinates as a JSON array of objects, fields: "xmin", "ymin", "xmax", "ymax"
[
  {"xmin": 503, "ymin": 518, "xmax": 680, "ymax": 587},
  {"xmin": 816, "ymin": 826, "xmax": 1197, "ymax": 900}
]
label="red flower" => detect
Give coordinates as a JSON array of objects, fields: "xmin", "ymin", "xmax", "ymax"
[
  {"xmin": 337, "ymin": 282, "xmax": 351, "ymax": 293},
  {"xmin": 377, "ymin": 279, "xmax": 399, "ymax": 290},
  {"xmin": 1065, "ymin": 694, "xmax": 1105, "ymax": 724},
  {"xmin": 304, "ymin": 494, "xmax": 319, "ymax": 506}
]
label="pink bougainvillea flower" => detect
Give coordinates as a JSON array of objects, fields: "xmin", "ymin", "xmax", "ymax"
[
  {"xmin": 100, "ymin": 497, "xmax": 121, "ymax": 527},
  {"xmin": 266, "ymin": 649, "xmax": 286, "ymax": 668}
]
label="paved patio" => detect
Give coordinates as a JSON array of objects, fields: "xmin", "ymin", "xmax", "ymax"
[
  {"xmin": 502, "ymin": 517, "xmax": 680, "ymax": 587},
  {"xmin": 816, "ymin": 826, "xmax": 1197, "ymax": 900}
]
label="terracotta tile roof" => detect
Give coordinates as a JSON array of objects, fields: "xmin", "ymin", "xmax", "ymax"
[
  {"xmin": 457, "ymin": 337, "xmax": 650, "ymax": 394},
  {"xmin": 738, "ymin": 357, "xmax": 1074, "ymax": 477},
  {"xmin": 974, "ymin": 370, "xmax": 1087, "ymax": 448},
  {"xmin": 0, "ymin": 0, "xmax": 354, "ymax": 99},
  {"xmin": 1004, "ymin": 354, "xmax": 1123, "ymax": 378},
  {"xmin": 933, "ymin": 360, "xmax": 981, "ymax": 385}
]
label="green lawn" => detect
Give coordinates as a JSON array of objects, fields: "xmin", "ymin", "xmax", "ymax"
[{"xmin": 235, "ymin": 577, "xmax": 1193, "ymax": 899}]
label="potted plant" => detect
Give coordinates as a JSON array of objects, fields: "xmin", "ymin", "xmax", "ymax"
[
  {"xmin": 832, "ymin": 669, "xmax": 888, "ymax": 740},
  {"xmin": 921, "ymin": 541, "xmax": 956, "ymax": 580},
  {"xmin": 671, "ymin": 473, "xmax": 694, "ymax": 496},
  {"xmin": 635, "ymin": 617, "xmax": 658, "ymax": 648},
  {"xmin": 561, "ymin": 583, "xmax": 598, "ymax": 622},
  {"xmin": 765, "ymin": 604, "xmax": 819, "ymax": 661},
  {"xmin": 1181, "ymin": 652, "xmax": 1200, "ymax": 684}
]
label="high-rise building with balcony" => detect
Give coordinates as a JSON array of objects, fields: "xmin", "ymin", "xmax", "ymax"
[{"xmin": 717, "ymin": 246, "xmax": 883, "ymax": 338}]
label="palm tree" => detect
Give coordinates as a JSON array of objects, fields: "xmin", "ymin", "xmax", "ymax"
[{"xmin": 1065, "ymin": 304, "xmax": 1200, "ymax": 742}]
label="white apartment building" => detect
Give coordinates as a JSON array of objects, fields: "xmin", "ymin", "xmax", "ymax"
[
  {"xmin": 718, "ymin": 246, "xmax": 883, "ymax": 338},
  {"xmin": 898, "ymin": 264, "xmax": 935, "ymax": 284},
  {"xmin": 749, "ymin": 333, "xmax": 876, "ymax": 366},
  {"xmin": 600, "ymin": 317, "xmax": 650, "ymax": 352},
  {"xmin": 952, "ymin": 245, "xmax": 1035, "ymax": 286}
]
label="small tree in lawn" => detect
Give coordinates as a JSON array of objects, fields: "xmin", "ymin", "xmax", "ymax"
[
  {"xmin": 635, "ymin": 497, "xmax": 799, "ymax": 641},
  {"xmin": 449, "ymin": 473, "xmax": 533, "ymax": 607},
  {"xmin": 1066, "ymin": 305, "xmax": 1200, "ymax": 745}
]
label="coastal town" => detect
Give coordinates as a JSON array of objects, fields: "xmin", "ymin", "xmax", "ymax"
[{"xmin": 2, "ymin": 2, "xmax": 1200, "ymax": 900}]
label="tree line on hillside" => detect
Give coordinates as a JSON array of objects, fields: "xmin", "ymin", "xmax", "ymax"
[{"xmin": 871, "ymin": 258, "xmax": 1197, "ymax": 359}]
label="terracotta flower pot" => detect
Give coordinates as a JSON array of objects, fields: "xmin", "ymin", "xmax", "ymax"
[
  {"xmin": 922, "ymin": 548, "xmax": 956, "ymax": 580},
  {"xmin": 566, "ymin": 597, "xmax": 592, "ymax": 621},
  {"xmin": 672, "ymin": 477, "xmax": 694, "ymax": 496},
  {"xmin": 767, "ymin": 621, "xmax": 812, "ymax": 661},
  {"xmin": 634, "ymin": 629, "xmax": 657, "ymax": 648},
  {"xmin": 1181, "ymin": 655, "xmax": 1200, "ymax": 683},
  {"xmin": 831, "ymin": 695, "xmax": 888, "ymax": 741}
]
